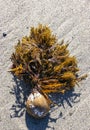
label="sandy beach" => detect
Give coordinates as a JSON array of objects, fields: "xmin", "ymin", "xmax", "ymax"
[{"xmin": 0, "ymin": 0, "xmax": 90, "ymax": 130}]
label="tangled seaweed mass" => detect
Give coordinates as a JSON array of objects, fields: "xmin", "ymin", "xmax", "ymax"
[{"xmin": 10, "ymin": 24, "xmax": 87, "ymax": 118}]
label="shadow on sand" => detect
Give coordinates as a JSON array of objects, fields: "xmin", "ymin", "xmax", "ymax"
[{"xmin": 10, "ymin": 75, "xmax": 81, "ymax": 130}]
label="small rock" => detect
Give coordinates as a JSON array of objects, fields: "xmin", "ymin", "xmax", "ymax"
[{"xmin": 3, "ymin": 33, "xmax": 7, "ymax": 37}]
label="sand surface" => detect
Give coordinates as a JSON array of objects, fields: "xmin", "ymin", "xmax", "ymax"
[{"xmin": 0, "ymin": 0, "xmax": 90, "ymax": 130}]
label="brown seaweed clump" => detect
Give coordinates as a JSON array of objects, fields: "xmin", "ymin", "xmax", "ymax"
[{"xmin": 10, "ymin": 24, "xmax": 87, "ymax": 118}]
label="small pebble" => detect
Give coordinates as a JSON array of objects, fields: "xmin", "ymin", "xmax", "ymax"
[{"xmin": 3, "ymin": 33, "xmax": 7, "ymax": 37}]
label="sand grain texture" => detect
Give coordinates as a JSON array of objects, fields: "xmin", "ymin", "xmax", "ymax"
[{"xmin": 0, "ymin": 0, "xmax": 90, "ymax": 130}]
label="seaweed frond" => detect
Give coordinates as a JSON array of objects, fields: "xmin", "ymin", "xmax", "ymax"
[{"xmin": 10, "ymin": 24, "xmax": 87, "ymax": 94}]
